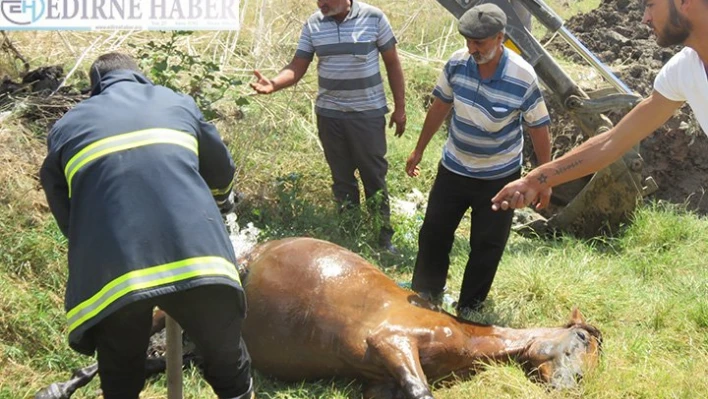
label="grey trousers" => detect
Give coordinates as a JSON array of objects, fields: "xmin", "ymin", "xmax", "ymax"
[{"xmin": 316, "ymin": 114, "xmax": 393, "ymax": 241}]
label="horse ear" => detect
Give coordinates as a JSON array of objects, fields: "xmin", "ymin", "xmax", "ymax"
[{"xmin": 569, "ymin": 307, "xmax": 586, "ymax": 325}]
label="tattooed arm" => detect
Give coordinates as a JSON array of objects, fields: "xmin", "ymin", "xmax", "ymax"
[{"xmin": 492, "ymin": 90, "xmax": 683, "ymax": 210}]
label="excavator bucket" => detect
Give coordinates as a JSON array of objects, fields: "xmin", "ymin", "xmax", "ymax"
[{"xmin": 435, "ymin": 0, "xmax": 657, "ymax": 238}]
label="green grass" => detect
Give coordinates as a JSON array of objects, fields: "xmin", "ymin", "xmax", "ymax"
[
  {"xmin": 2, "ymin": 0, "xmax": 707, "ymax": 398},
  {"xmin": 3, "ymin": 202, "xmax": 706, "ymax": 398}
]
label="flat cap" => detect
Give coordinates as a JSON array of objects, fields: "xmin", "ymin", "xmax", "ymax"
[{"xmin": 458, "ymin": 3, "xmax": 507, "ymax": 39}]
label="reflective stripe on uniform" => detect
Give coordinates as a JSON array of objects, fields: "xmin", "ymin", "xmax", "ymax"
[
  {"xmin": 66, "ymin": 256, "xmax": 240, "ymax": 333},
  {"xmin": 211, "ymin": 179, "xmax": 234, "ymax": 197},
  {"xmin": 64, "ymin": 128, "xmax": 199, "ymax": 197}
]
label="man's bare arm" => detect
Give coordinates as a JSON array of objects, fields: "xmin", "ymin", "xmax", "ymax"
[
  {"xmin": 492, "ymin": 90, "xmax": 683, "ymax": 210},
  {"xmin": 251, "ymin": 56, "xmax": 312, "ymax": 94},
  {"xmin": 527, "ymin": 124, "xmax": 551, "ymax": 165},
  {"xmin": 406, "ymin": 98, "xmax": 453, "ymax": 177},
  {"xmin": 381, "ymin": 46, "xmax": 407, "ymax": 136},
  {"xmin": 528, "ymin": 91, "xmax": 681, "ymax": 187}
]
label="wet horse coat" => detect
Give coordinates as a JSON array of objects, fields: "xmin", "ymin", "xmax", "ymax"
[
  {"xmin": 35, "ymin": 237, "xmax": 601, "ymax": 399},
  {"xmin": 242, "ymin": 238, "xmax": 601, "ymax": 398}
]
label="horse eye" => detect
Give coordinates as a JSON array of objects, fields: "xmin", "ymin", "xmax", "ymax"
[{"xmin": 575, "ymin": 330, "xmax": 588, "ymax": 343}]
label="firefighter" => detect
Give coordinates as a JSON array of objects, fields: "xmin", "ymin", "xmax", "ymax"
[{"xmin": 40, "ymin": 52, "xmax": 253, "ymax": 399}]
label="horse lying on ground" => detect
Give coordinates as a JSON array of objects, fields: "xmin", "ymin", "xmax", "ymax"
[{"xmin": 36, "ymin": 237, "xmax": 602, "ymax": 399}]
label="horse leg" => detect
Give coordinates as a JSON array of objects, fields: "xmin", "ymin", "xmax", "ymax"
[
  {"xmin": 34, "ymin": 364, "xmax": 98, "ymax": 399},
  {"xmin": 366, "ymin": 333, "xmax": 434, "ymax": 399},
  {"xmin": 34, "ymin": 354, "xmax": 179, "ymax": 399}
]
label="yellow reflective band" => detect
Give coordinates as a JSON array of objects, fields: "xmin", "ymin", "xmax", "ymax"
[
  {"xmin": 211, "ymin": 179, "xmax": 234, "ymax": 196},
  {"xmin": 64, "ymin": 128, "xmax": 198, "ymax": 198},
  {"xmin": 66, "ymin": 256, "xmax": 239, "ymax": 333}
]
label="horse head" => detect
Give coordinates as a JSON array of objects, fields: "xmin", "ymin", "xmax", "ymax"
[{"xmin": 520, "ymin": 308, "xmax": 602, "ymax": 389}]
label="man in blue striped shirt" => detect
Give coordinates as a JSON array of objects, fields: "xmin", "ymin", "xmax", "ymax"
[
  {"xmin": 405, "ymin": 4, "xmax": 551, "ymax": 315},
  {"xmin": 250, "ymin": 0, "xmax": 406, "ymax": 253}
]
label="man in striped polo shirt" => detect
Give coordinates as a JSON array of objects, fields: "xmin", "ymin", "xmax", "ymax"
[
  {"xmin": 250, "ymin": 0, "xmax": 406, "ymax": 253},
  {"xmin": 405, "ymin": 4, "xmax": 551, "ymax": 315}
]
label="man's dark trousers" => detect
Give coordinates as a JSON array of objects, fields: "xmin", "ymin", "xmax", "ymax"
[
  {"xmin": 92, "ymin": 285, "xmax": 252, "ymax": 399},
  {"xmin": 411, "ymin": 163, "xmax": 519, "ymax": 309},
  {"xmin": 317, "ymin": 114, "xmax": 393, "ymax": 242}
]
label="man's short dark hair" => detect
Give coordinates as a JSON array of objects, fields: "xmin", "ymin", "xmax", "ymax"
[{"xmin": 89, "ymin": 52, "xmax": 141, "ymax": 89}]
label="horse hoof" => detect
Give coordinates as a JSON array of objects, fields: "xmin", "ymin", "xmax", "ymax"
[{"xmin": 34, "ymin": 383, "xmax": 68, "ymax": 399}]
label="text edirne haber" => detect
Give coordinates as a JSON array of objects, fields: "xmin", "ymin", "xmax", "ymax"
[{"xmin": 44, "ymin": 0, "xmax": 238, "ymax": 20}]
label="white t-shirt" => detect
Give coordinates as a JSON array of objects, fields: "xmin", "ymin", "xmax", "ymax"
[{"xmin": 654, "ymin": 47, "xmax": 708, "ymax": 135}]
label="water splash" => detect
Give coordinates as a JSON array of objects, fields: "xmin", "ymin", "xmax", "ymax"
[
  {"xmin": 390, "ymin": 188, "xmax": 427, "ymax": 217},
  {"xmin": 224, "ymin": 213, "xmax": 261, "ymax": 259}
]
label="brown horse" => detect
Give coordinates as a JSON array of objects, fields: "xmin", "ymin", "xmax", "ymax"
[{"xmin": 35, "ymin": 237, "xmax": 602, "ymax": 399}]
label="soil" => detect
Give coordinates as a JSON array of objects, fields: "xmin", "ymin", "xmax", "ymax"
[{"xmin": 528, "ymin": 0, "xmax": 708, "ymax": 214}]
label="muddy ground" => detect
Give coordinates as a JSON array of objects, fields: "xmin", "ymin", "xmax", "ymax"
[{"xmin": 532, "ymin": 0, "xmax": 708, "ymax": 214}]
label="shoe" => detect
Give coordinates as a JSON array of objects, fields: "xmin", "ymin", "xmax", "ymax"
[
  {"xmin": 221, "ymin": 377, "xmax": 254, "ymax": 399},
  {"xmin": 417, "ymin": 291, "xmax": 443, "ymax": 306},
  {"xmin": 455, "ymin": 302, "xmax": 484, "ymax": 319},
  {"xmin": 377, "ymin": 231, "xmax": 400, "ymax": 256}
]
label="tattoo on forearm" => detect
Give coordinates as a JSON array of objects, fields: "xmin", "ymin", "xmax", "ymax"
[
  {"xmin": 553, "ymin": 160, "xmax": 583, "ymax": 176},
  {"xmin": 537, "ymin": 174, "xmax": 548, "ymax": 184}
]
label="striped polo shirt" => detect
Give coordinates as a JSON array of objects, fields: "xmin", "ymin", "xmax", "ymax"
[
  {"xmin": 295, "ymin": 1, "xmax": 397, "ymax": 119},
  {"xmin": 433, "ymin": 47, "xmax": 550, "ymax": 180}
]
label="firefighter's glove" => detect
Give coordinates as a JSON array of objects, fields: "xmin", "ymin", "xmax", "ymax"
[{"xmin": 216, "ymin": 192, "xmax": 237, "ymax": 215}]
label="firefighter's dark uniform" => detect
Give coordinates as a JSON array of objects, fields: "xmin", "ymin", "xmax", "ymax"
[{"xmin": 40, "ymin": 69, "xmax": 252, "ymax": 399}]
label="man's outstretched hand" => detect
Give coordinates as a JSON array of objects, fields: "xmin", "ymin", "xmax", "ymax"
[
  {"xmin": 250, "ymin": 70, "xmax": 275, "ymax": 94},
  {"xmin": 491, "ymin": 178, "xmax": 551, "ymax": 211}
]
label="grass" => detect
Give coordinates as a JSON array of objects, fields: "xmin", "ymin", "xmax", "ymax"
[{"xmin": 2, "ymin": 0, "xmax": 707, "ymax": 398}]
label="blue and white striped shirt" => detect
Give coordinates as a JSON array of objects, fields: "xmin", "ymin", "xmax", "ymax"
[
  {"xmin": 434, "ymin": 47, "xmax": 550, "ymax": 179},
  {"xmin": 295, "ymin": 1, "xmax": 397, "ymax": 119}
]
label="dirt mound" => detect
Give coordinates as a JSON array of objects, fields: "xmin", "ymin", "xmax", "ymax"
[{"xmin": 536, "ymin": 0, "xmax": 708, "ymax": 214}]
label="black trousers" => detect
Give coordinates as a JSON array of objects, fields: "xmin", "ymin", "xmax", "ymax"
[
  {"xmin": 317, "ymin": 114, "xmax": 393, "ymax": 242},
  {"xmin": 92, "ymin": 285, "xmax": 252, "ymax": 399},
  {"xmin": 411, "ymin": 164, "xmax": 519, "ymax": 309}
]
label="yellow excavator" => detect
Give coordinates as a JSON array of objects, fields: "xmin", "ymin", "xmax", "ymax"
[{"xmin": 435, "ymin": 0, "xmax": 657, "ymax": 238}]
